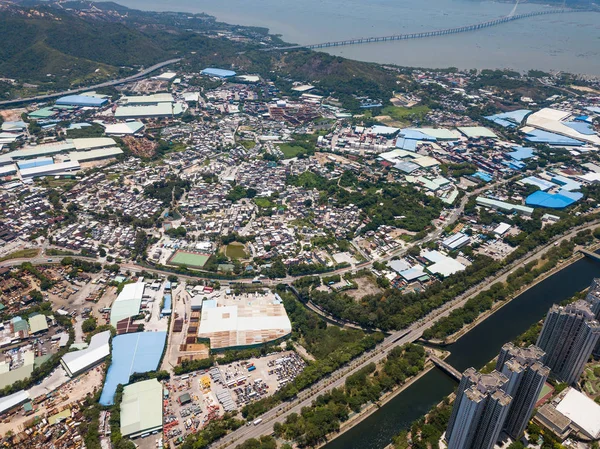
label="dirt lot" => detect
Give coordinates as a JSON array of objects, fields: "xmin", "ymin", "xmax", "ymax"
[
  {"xmin": 163, "ymin": 373, "xmax": 223, "ymax": 447},
  {"xmin": 345, "ymin": 276, "xmax": 383, "ymax": 300},
  {"xmin": 0, "ymin": 364, "xmax": 105, "ymax": 435}
]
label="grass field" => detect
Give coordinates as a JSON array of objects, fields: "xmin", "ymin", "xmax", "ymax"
[
  {"xmin": 278, "ymin": 144, "xmax": 307, "ymax": 159},
  {"xmin": 238, "ymin": 140, "xmax": 256, "ymax": 150},
  {"xmin": 0, "ymin": 248, "xmax": 39, "ymax": 262},
  {"xmin": 168, "ymin": 250, "xmax": 210, "ymax": 269},
  {"xmin": 380, "ymin": 105, "xmax": 430, "ymax": 122},
  {"xmin": 254, "ymin": 198, "xmax": 274, "ymax": 208},
  {"xmin": 226, "ymin": 243, "xmax": 247, "ymax": 260}
]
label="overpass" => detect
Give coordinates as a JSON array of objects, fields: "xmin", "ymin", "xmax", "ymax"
[
  {"xmin": 268, "ymin": 9, "xmax": 591, "ymax": 51},
  {"xmin": 0, "ymin": 58, "xmax": 181, "ymax": 107},
  {"xmin": 429, "ymin": 354, "xmax": 462, "ymax": 382},
  {"xmin": 578, "ymin": 248, "xmax": 600, "ymax": 263}
]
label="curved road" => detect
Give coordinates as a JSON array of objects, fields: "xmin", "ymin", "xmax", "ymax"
[
  {"xmin": 0, "ymin": 58, "xmax": 181, "ymax": 107},
  {"xmin": 209, "ymin": 217, "xmax": 600, "ymax": 449}
]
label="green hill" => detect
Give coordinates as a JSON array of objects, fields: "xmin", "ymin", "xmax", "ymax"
[{"xmin": 0, "ymin": 6, "xmax": 171, "ymax": 87}]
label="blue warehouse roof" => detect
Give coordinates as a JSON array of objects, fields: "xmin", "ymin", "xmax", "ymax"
[
  {"xmin": 201, "ymin": 68, "xmax": 237, "ymax": 78},
  {"xmin": 56, "ymin": 95, "xmax": 108, "ymax": 107},
  {"xmin": 525, "ymin": 191, "xmax": 583, "ymax": 209}
]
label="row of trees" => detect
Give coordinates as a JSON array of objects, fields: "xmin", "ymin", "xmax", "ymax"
[
  {"xmin": 241, "ymin": 293, "xmax": 385, "ymax": 420},
  {"xmin": 309, "ymin": 209, "xmax": 600, "ymax": 332},
  {"xmin": 423, "ymin": 234, "xmax": 592, "ymax": 341},
  {"xmin": 272, "ymin": 344, "xmax": 425, "ymax": 447}
]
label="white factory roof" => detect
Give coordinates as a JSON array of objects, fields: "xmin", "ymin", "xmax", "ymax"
[
  {"xmin": 422, "ymin": 250, "xmax": 466, "ymax": 277},
  {"xmin": 0, "ymin": 390, "xmax": 29, "ymax": 415},
  {"xmin": 104, "ymin": 121, "xmax": 145, "ymax": 135},
  {"xmin": 115, "ymin": 103, "xmax": 184, "ymax": 119},
  {"xmin": 526, "ymin": 108, "xmax": 600, "ymax": 146},
  {"xmin": 60, "ymin": 330, "xmax": 110, "ymax": 377},
  {"xmin": 415, "ymin": 128, "xmax": 461, "ymax": 140},
  {"xmin": 110, "ymin": 283, "xmax": 145, "ymax": 326},
  {"xmin": 120, "ymin": 378, "xmax": 163, "ymax": 437},
  {"xmin": 0, "ymin": 164, "xmax": 16, "ymax": 176},
  {"xmin": 370, "ymin": 125, "xmax": 399, "ymax": 135},
  {"xmin": 121, "ymin": 93, "xmax": 174, "ymax": 104},
  {"xmin": 556, "ymin": 388, "xmax": 600, "ymax": 439},
  {"xmin": 578, "ymin": 173, "xmax": 600, "ymax": 183},
  {"xmin": 182, "ymin": 92, "xmax": 201, "ymax": 103},
  {"xmin": 199, "ymin": 304, "xmax": 292, "ymax": 347},
  {"xmin": 388, "ymin": 259, "xmax": 412, "ymax": 274},
  {"xmin": 5, "ymin": 142, "xmax": 76, "ymax": 159},
  {"xmin": 493, "ymin": 222, "xmax": 512, "ymax": 236},
  {"xmin": 72, "ymin": 137, "xmax": 117, "ymax": 150},
  {"xmin": 19, "ymin": 160, "xmax": 80, "ymax": 178},
  {"xmin": 457, "ymin": 126, "xmax": 498, "ymax": 139},
  {"xmin": 200, "ymin": 305, "xmax": 292, "ymax": 334},
  {"xmin": 155, "ymin": 72, "xmax": 177, "ymax": 81},
  {"xmin": 68, "ymin": 147, "xmax": 123, "ymax": 162}
]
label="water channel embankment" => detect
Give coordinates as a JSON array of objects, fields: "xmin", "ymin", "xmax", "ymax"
[{"xmin": 323, "ymin": 253, "xmax": 600, "ymax": 449}]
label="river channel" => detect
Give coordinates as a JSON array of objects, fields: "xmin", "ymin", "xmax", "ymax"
[{"xmin": 323, "ymin": 255, "xmax": 600, "ymax": 449}]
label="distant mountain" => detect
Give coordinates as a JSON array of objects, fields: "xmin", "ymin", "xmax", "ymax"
[
  {"xmin": 0, "ymin": 4, "xmax": 172, "ymax": 87},
  {"xmin": 0, "ymin": 0, "xmax": 401, "ymax": 110}
]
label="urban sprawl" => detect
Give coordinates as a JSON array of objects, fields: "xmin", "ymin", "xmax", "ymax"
[{"xmin": 1, "ymin": 52, "xmax": 600, "ymax": 449}]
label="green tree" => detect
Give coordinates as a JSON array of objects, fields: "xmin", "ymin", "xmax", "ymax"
[{"xmin": 82, "ymin": 317, "xmax": 97, "ymax": 333}]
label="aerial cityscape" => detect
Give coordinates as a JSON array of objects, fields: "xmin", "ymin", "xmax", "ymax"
[{"xmin": 0, "ymin": 0, "xmax": 599, "ymax": 449}]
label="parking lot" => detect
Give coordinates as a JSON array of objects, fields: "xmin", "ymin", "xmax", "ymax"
[
  {"xmin": 160, "ymin": 351, "xmax": 306, "ymax": 445},
  {"xmin": 217, "ymin": 352, "xmax": 306, "ymax": 408}
]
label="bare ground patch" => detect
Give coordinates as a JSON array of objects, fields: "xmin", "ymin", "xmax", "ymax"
[{"xmin": 346, "ymin": 276, "xmax": 382, "ymax": 301}]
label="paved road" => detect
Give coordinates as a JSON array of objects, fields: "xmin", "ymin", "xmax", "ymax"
[
  {"xmin": 209, "ymin": 217, "xmax": 600, "ymax": 449},
  {"xmin": 0, "ymin": 58, "xmax": 181, "ymax": 106}
]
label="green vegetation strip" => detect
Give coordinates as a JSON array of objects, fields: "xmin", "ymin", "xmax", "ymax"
[{"xmin": 0, "ymin": 248, "xmax": 39, "ymax": 262}]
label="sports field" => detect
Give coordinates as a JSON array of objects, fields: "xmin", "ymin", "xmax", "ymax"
[
  {"xmin": 226, "ymin": 243, "xmax": 247, "ymax": 260},
  {"xmin": 168, "ymin": 250, "xmax": 210, "ymax": 269}
]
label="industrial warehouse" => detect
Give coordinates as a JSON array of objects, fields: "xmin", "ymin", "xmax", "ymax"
[
  {"xmin": 120, "ymin": 378, "xmax": 164, "ymax": 438},
  {"xmin": 197, "ymin": 291, "xmax": 292, "ymax": 350}
]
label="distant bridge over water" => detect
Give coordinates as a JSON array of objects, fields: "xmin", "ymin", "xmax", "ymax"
[{"xmin": 267, "ymin": 8, "xmax": 593, "ymax": 51}]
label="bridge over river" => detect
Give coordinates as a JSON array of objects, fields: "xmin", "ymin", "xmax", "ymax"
[{"xmin": 267, "ymin": 8, "xmax": 594, "ymax": 51}]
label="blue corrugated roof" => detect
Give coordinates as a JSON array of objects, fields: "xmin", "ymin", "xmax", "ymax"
[
  {"xmin": 508, "ymin": 146, "xmax": 535, "ymax": 161},
  {"xmin": 395, "ymin": 138, "xmax": 418, "ymax": 151},
  {"xmin": 524, "ymin": 129, "xmax": 584, "ymax": 146},
  {"xmin": 525, "ymin": 191, "xmax": 580, "ymax": 209},
  {"xmin": 551, "ymin": 175, "xmax": 581, "ymax": 192},
  {"xmin": 502, "ymin": 161, "xmax": 526, "ymax": 171},
  {"xmin": 473, "ymin": 171, "xmax": 493, "ymax": 182},
  {"xmin": 56, "ymin": 95, "xmax": 108, "ymax": 107},
  {"xmin": 18, "ymin": 158, "xmax": 54, "ymax": 170},
  {"xmin": 484, "ymin": 109, "xmax": 531, "ymax": 128},
  {"xmin": 99, "ymin": 332, "xmax": 167, "ymax": 405},
  {"xmin": 564, "ymin": 121, "xmax": 595, "ymax": 135},
  {"xmin": 399, "ymin": 129, "xmax": 437, "ymax": 141},
  {"xmin": 201, "ymin": 68, "xmax": 237, "ymax": 78},
  {"xmin": 161, "ymin": 295, "xmax": 172, "ymax": 316}
]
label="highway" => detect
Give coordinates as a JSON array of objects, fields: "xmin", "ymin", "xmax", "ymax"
[{"xmin": 0, "ymin": 58, "xmax": 181, "ymax": 107}]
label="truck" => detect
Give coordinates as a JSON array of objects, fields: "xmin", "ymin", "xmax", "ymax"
[{"xmin": 253, "ymin": 419, "xmax": 263, "ymax": 426}]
